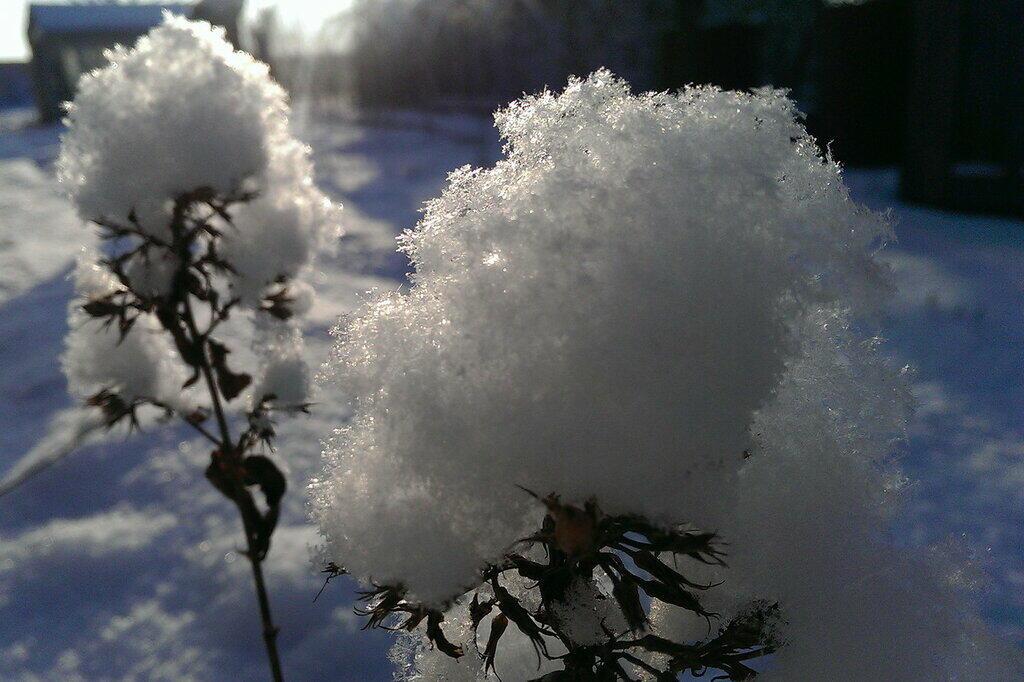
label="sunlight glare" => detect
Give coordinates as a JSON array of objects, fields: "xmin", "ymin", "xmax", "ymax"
[{"xmin": 255, "ymin": 0, "xmax": 352, "ymax": 36}]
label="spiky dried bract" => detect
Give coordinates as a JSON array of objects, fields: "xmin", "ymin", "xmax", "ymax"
[{"xmin": 361, "ymin": 495, "xmax": 778, "ymax": 680}]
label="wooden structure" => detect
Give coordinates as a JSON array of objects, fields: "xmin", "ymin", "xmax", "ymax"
[{"xmin": 27, "ymin": 3, "xmax": 190, "ymax": 122}]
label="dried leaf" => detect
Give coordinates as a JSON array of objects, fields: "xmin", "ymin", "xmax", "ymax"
[
  {"xmin": 261, "ymin": 288, "xmax": 294, "ymax": 320},
  {"xmin": 426, "ymin": 610, "xmax": 464, "ymax": 658},
  {"xmin": 82, "ymin": 297, "xmax": 121, "ymax": 319},
  {"xmin": 241, "ymin": 455, "xmax": 286, "ymax": 557},
  {"xmin": 469, "ymin": 593, "xmax": 496, "ymax": 630},
  {"xmin": 483, "ymin": 612, "xmax": 509, "ymax": 674},
  {"xmin": 208, "ymin": 339, "xmax": 251, "ymax": 400},
  {"xmin": 610, "ymin": 572, "xmax": 647, "ymax": 632}
]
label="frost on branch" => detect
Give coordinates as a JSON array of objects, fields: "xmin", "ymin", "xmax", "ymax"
[
  {"xmin": 314, "ymin": 71, "xmax": 1019, "ymax": 679},
  {"xmin": 62, "ymin": 252, "xmax": 186, "ymax": 416}
]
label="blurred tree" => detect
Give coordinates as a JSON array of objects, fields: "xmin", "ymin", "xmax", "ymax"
[{"xmin": 191, "ymin": 0, "xmax": 245, "ymax": 49}]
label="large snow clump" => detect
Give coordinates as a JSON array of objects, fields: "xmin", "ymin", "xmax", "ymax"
[
  {"xmin": 315, "ymin": 72, "xmax": 1020, "ymax": 679},
  {"xmin": 313, "ymin": 70, "xmax": 888, "ymax": 601}
]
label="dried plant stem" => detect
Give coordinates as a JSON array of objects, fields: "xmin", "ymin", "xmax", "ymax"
[
  {"xmin": 183, "ymin": 302, "xmax": 285, "ymax": 682},
  {"xmin": 76, "ymin": 191, "xmax": 291, "ymax": 681},
  {"xmin": 248, "ymin": 551, "xmax": 284, "ymax": 682}
]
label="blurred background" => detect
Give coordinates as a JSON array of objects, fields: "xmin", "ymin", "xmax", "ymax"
[
  {"xmin": 0, "ymin": 1, "xmax": 1022, "ymax": 679},
  {"xmin": 2, "ymin": 0, "xmax": 1022, "ymax": 217}
]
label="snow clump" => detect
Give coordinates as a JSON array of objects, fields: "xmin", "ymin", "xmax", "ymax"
[
  {"xmin": 313, "ymin": 70, "xmax": 887, "ymax": 600},
  {"xmin": 59, "ymin": 15, "xmax": 339, "ymax": 416},
  {"xmin": 57, "ymin": 14, "xmax": 339, "ymax": 304},
  {"xmin": 315, "ymin": 71, "xmax": 1020, "ymax": 679}
]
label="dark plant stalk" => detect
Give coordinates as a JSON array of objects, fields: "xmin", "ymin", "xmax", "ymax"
[
  {"xmin": 81, "ymin": 188, "xmax": 300, "ymax": 681},
  {"xmin": 182, "ymin": 300, "xmax": 285, "ymax": 682},
  {"xmin": 159, "ymin": 197, "xmax": 285, "ymax": 682}
]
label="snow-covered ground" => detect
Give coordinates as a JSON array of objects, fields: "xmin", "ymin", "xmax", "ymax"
[
  {"xmin": 843, "ymin": 171, "xmax": 1024, "ymax": 645},
  {"xmin": 0, "ymin": 107, "xmax": 1021, "ymax": 679}
]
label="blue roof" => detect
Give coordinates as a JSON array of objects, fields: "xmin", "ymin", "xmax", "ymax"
[{"xmin": 28, "ymin": 4, "xmax": 192, "ymax": 36}]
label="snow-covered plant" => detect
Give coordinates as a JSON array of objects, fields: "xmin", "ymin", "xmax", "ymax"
[
  {"xmin": 313, "ymin": 71, "xmax": 1017, "ymax": 680},
  {"xmin": 59, "ymin": 16, "xmax": 340, "ymax": 680}
]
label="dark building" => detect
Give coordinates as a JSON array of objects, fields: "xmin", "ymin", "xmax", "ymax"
[
  {"xmin": 0, "ymin": 62, "xmax": 34, "ymax": 109},
  {"xmin": 658, "ymin": 0, "xmax": 1023, "ymax": 217},
  {"xmin": 27, "ymin": 3, "xmax": 191, "ymax": 122},
  {"xmin": 902, "ymin": 0, "xmax": 1024, "ymax": 217},
  {"xmin": 659, "ymin": 0, "xmax": 911, "ymax": 167}
]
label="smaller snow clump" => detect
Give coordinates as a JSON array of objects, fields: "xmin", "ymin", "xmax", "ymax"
[
  {"xmin": 60, "ymin": 15, "xmax": 339, "ymax": 414},
  {"xmin": 57, "ymin": 13, "xmax": 339, "ymax": 304}
]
